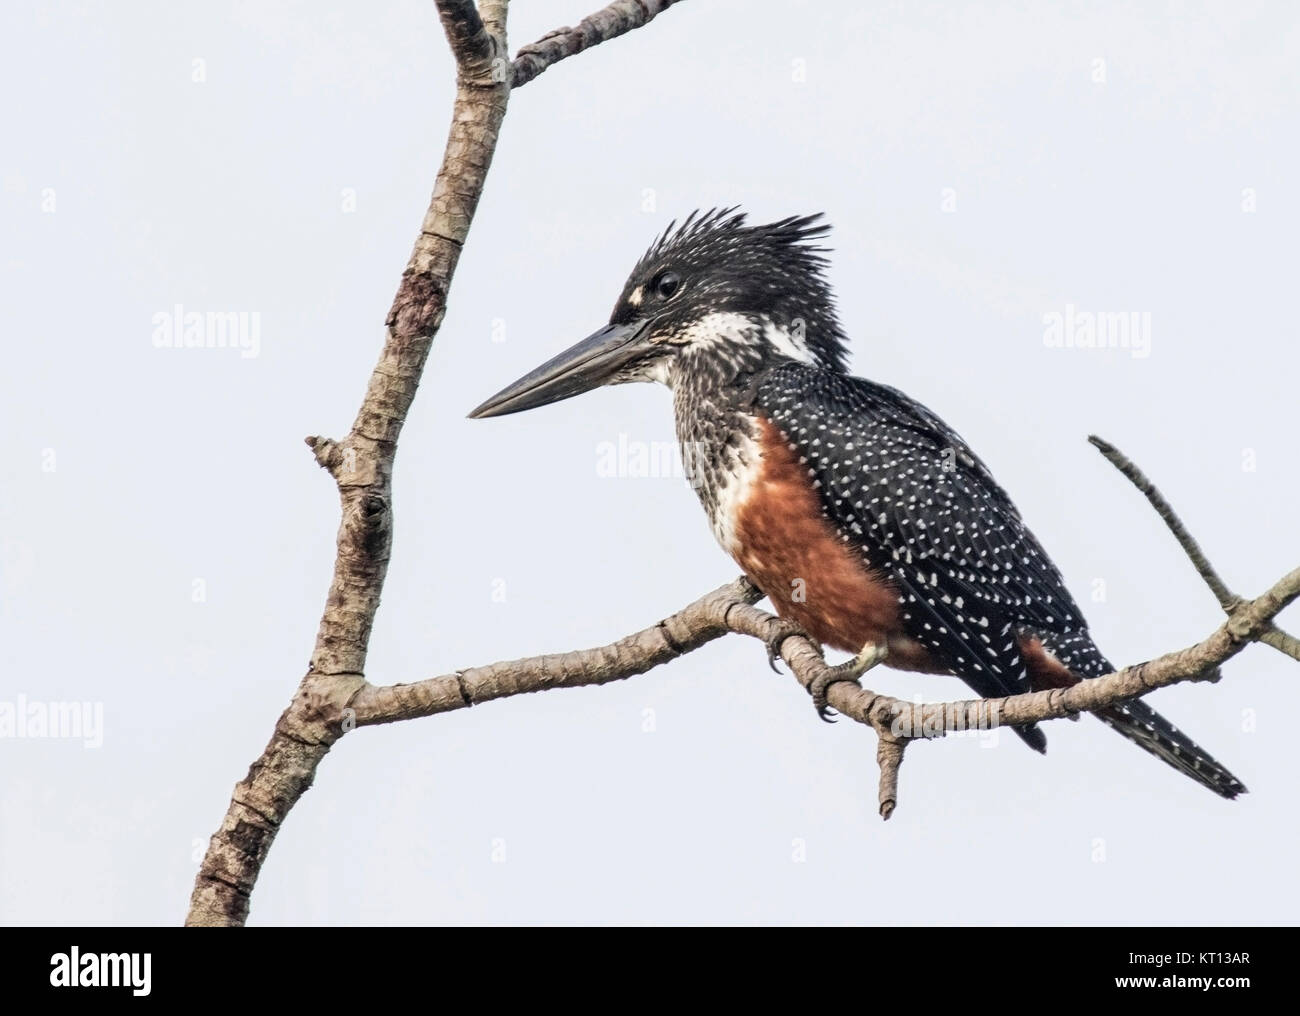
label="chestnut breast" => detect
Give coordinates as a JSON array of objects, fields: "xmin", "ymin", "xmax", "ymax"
[{"xmin": 730, "ymin": 417, "xmax": 934, "ymax": 670}]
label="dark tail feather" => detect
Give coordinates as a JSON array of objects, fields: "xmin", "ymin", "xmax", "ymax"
[
  {"xmin": 1012, "ymin": 723, "xmax": 1047, "ymax": 753},
  {"xmin": 1096, "ymin": 698, "xmax": 1247, "ymax": 800}
]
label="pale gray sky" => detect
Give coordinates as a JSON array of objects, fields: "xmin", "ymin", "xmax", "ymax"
[{"xmin": 2, "ymin": 0, "xmax": 1298, "ymax": 925}]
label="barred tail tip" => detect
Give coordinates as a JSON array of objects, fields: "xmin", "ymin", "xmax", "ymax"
[{"xmin": 1099, "ymin": 699, "xmax": 1247, "ymax": 800}]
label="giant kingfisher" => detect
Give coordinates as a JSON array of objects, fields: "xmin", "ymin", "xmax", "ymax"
[{"xmin": 469, "ymin": 209, "xmax": 1244, "ymax": 799}]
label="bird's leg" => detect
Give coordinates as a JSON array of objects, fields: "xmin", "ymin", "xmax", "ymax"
[
  {"xmin": 762, "ymin": 617, "xmax": 812, "ymax": 673},
  {"xmin": 811, "ymin": 641, "xmax": 888, "ymax": 722}
]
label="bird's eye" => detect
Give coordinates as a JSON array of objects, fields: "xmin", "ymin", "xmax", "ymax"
[{"xmin": 654, "ymin": 271, "xmax": 682, "ymax": 300}]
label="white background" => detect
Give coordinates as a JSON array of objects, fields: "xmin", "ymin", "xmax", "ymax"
[{"xmin": 2, "ymin": 0, "xmax": 1297, "ymax": 924}]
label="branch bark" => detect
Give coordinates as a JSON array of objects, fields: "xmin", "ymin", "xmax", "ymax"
[
  {"xmin": 734, "ymin": 567, "xmax": 1300, "ymax": 738},
  {"xmin": 1088, "ymin": 435, "xmax": 1300, "ymax": 662},
  {"xmin": 187, "ymin": 0, "xmax": 690, "ymax": 928},
  {"xmin": 342, "ymin": 438, "xmax": 1298, "ymax": 824},
  {"xmin": 435, "ymin": 0, "xmax": 499, "ymax": 74},
  {"xmin": 511, "ymin": 0, "xmax": 683, "ymax": 88},
  {"xmin": 349, "ymin": 578, "xmax": 761, "ymax": 724},
  {"xmin": 339, "ymin": 559, "xmax": 1298, "ymax": 826},
  {"xmin": 186, "ymin": 0, "xmax": 514, "ymax": 928}
]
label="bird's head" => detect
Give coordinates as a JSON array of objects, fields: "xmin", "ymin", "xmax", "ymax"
[{"xmin": 468, "ymin": 208, "xmax": 848, "ymax": 419}]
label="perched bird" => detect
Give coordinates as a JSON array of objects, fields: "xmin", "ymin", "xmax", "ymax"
[{"xmin": 469, "ymin": 209, "xmax": 1245, "ymax": 799}]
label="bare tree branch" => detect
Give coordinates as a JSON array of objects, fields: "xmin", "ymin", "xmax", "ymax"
[
  {"xmin": 187, "ymin": 0, "xmax": 514, "ymax": 928},
  {"xmin": 435, "ymin": 0, "xmax": 499, "ymax": 75},
  {"xmin": 745, "ymin": 567, "xmax": 1300, "ymax": 737},
  {"xmin": 187, "ymin": 0, "xmax": 687, "ymax": 928},
  {"xmin": 875, "ymin": 735, "xmax": 905, "ymax": 820},
  {"xmin": 1088, "ymin": 435, "xmax": 1237, "ymax": 610},
  {"xmin": 350, "ymin": 578, "xmax": 761, "ymax": 725},
  {"xmin": 511, "ymin": 0, "xmax": 682, "ymax": 88},
  {"xmin": 479, "ymin": 1, "xmax": 510, "ymax": 41},
  {"xmin": 1089, "ymin": 434, "xmax": 1300, "ymax": 662},
  {"xmin": 1261, "ymin": 625, "xmax": 1300, "ymax": 661},
  {"xmin": 338, "ymin": 559, "xmax": 1297, "ymax": 824},
  {"xmin": 345, "ymin": 434, "xmax": 1300, "ymax": 822}
]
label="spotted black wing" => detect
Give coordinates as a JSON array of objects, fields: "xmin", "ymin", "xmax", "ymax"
[{"xmin": 752, "ymin": 364, "xmax": 1096, "ymax": 748}]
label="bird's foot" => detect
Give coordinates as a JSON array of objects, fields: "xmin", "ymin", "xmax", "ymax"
[
  {"xmin": 763, "ymin": 618, "xmax": 812, "ymax": 673},
  {"xmin": 811, "ymin": 641, "xmax": 888, "ymax": 722}
]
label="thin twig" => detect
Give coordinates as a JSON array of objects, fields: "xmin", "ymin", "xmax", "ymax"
[
  {"xmin": 875, "ymin": 736, "xmax": 905, "ymax": 820},
  {"xmin": 1088, "ymin": 435, "xmax": 1238, "ymax": 610},
  {"xmin": 511, "ymin": 0, "xmax": 684, "ymax": 88},
  {"xmin": 1090, "ymin": 434, "xmax": 1300, "ymax": 660},
  {"xmin": 1261, "ymin": 625, "xmax": 1300, "ymax": 661}
]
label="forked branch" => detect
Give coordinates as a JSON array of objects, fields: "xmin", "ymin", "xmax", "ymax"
[
  {"xmin": 186, "ymin": 0, "xmax": 687, "ymax": 927},
  {"xmin": 350, "ymin": 438, "xmax": 1298, "ymax": 820},
  {"xmin": 511, "ymin": 1, "xmax": 683, "ymax": 88}
]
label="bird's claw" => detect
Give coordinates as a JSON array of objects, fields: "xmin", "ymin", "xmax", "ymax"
[
  {"xmin": 764, "ymin": 618, "xmax": 811, "ymax": 673},
  {"xmin": 810, "ymin": 642, "xmax": 888, "ymax": 722}
]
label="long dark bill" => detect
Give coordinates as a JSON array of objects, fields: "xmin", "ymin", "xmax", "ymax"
[{"xmin": 468, "ymin": 320, "xmax": 653, "ymax": 419}]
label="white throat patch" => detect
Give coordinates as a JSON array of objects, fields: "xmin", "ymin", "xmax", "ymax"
[
  {"xmin": 690, "ymin": 312, "xmax": 814, "ymax": 362},
  {"xmin": 652, "ymin": 312, "xmax": 816, "ymax": 390}
]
